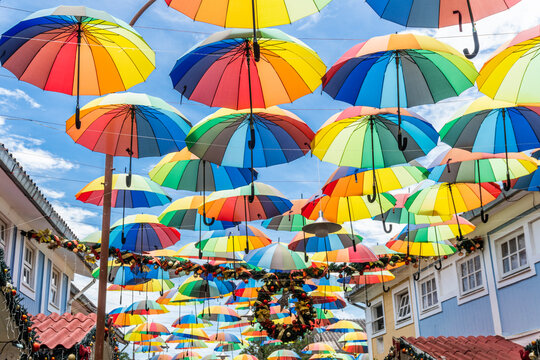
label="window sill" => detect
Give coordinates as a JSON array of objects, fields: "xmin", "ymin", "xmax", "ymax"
[
  {"xmin": 497, "ymin": 265, "xmax": 535, "ymax": 289},
  {"xmin": 372, "ymin": 330, "xmax": 386, "ymax": 338},
  {"xmin": 395, "ymin": 317, "xmax": 413, "ymax": 330},
  {"xmin": 48, "ymin": 302, "xmax": 60, "ymax": 314},
  {"xmin": 19, "ymin": 282, "xmax": 36, "ymax": 301},
  {"xmin": 418, "ymin": 304, "xmax": 442, "ymax": 320},
  {"xmin": 457, "ymin": 286, "xmax": 488, "ymax": 305}
]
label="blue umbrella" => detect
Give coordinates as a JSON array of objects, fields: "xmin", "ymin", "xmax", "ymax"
[{"xmin": 513, "ymin": 150, "xmax": 540, "ymax": 191}]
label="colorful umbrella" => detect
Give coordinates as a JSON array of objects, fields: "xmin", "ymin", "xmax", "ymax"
[
  {"xmin": 234, "ymin": 278, "xmax": 264, "ymax": 298},
  {"xmin": 176, "ymin": 242, "xmax": 241, "ymax": 261},
  {"xmin": 302, "ymin": 342, "xmax": 335, "ymax": 354},
  {"xmin": 268, "ymin": 350, "xmax": 300, "ymax": 360},
  {"xmin": 136, "ymin": 337, "xmax": 167, "ymax": 346},
  {"xmin": 244, "ymin": 243, "xmax": 311, "ymax": 271},
  {"xmin": 109, "ymin": 214, "xmax": 180, "ymax": 252},
  {"xmin": 67, "ymin": 92, "xmax": 191, "ymax": 184},
  {"xmin": 168, "ymin": 328, "xmax": 209, "ymax": 341},
  {"xmin": 76, "ymin": 174, "xmax": 171, "ymax": 207},
  {"xmin": 172, "ymin": 315, "xmax": 212, "ymax": 329},
  {"xmin": 178, "ymin": 276, "xmax": 235, "ymax": 299},
  {"xmin": 313, "ymin": 276, "xmax": 345, "ymax": 293},
  {"xmin": 386, "ymin": 238, "xmax": 457, "ymax": 257},
  {"xmin": 326, "ymin": 320, "xmax": 364, "ymax": 333},
  {"xmin": 513, "ymin": 150, "xmax": 540, "ymax": 191},
  {"xmin": 150, "ymin": 355, "xmax": 173, "ymax": 360},
  {"xmin": 170, "ymin": 28, "xmax": 325, "ymax": 110},
  {"xmin": 195, "ymin": 225, "xmax": 271, "ymax": 254},
  {"xmin": 439, "ymin": 97, "xmax": 540, "ymax": 191},
  {"xmin": 338, "ymin": 332, "xmax": 367, "ymax": 343},
  {"xmin": 124, "ymin": 300, "xmax": 169, "ymax": 315},
  {"xmin": 172, "ymin": 351, "xmax": 202, "ymax": 360},
  {"xmin": 197, "ymin": 306, "xmax": 241, "ymax": 323},
  {"xmin": 108, "ymin": 279, "xmax": 175, "ymax": 292},
  {"xmin": 109, "ymin": 309, "xmax": 146, "ymax": 327},
  {"xmin": 214, "ymin": 342, "xmax": 247, "ymax": 352},
  {"xmin": 288, "ymin": 229, "xmax": 362, "ymax": 253},
  {"xmin": 322, "ymin": 165, "xmax": 429, "ymax": 198},
  {"xmin": 396, "ymin": 216, "xmax": 476, "ymax": 242},
  {"xmin": 0, "ymin": 6, "xmax": 155, "ymax": 126},
  {"xmin": 339, "ymin": 271, "xmax": 396, "ymax": 286},
  {"xmin": 314, "ymin": 294, "xmax": 347, "ymax": 310},
  {"xmin": 125, "ymin": 330, "xmax": 157, "ymax": 342},
  {"xmin": 234, "ymin": 355, "xmax": 258, "ymax": 360},
  {"xmin": 208, "ymin": 332, "xmax": 241, "ymax": 343},
  {"xmin": 174, "ymin": 341, "xmax": 208, "ymax": 350},
  {"xmin": 135, "ymin": 345, "xmax": 163, "ymax": 353},
  {"xmin": 373, "ymin": 193, "xmax": 452, "ymax": 225},
  {"xmin": 312, "ymin": 107, "xmax": 439, "ymax": 171},
  {"xmin": 342, "ymin": 342, "xmax": 368, "ymax": 354},
  {"xmin": 311, "ymin": 246, "xmax": 378, "ymax": 263},
  {"xmin": 132, "ymin": 322, "xmax": 171, "ymax": 336},
  {"xmin": 262, "ymin": 199, "xmax": 313, "ymax": 232},
  {"xmin": 477, "ymin": 25, "xmax": 540, "ymax": 104}
]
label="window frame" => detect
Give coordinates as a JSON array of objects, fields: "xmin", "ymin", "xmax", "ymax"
[
  {"xmin": 458, "ymin": 254, "xmax": 484, "ymax": 295},
  {"xmin": 0, "ymin": 217, "xmax": 11, "ymax": 264},
  {"xmin": 418, "ymin": 276, "xmax": 439, "ymax": 313},
  {"xmin": 391, "ymin": 281, "xmax": 413, "ymax": 329},
  {"xmin": 499, "ymin": 233, "xmax": 528, "ymax": 277},
  {"xmin": 370, "ymin": 300, "xmax": 386, "ymax": 336},
  {"xmin": 20, "ymin": 242, "xmax": 36, "ymax": 299},
  {"xmin": 49, "ymin": 267, "xmax": 61, "ymax": 309}
]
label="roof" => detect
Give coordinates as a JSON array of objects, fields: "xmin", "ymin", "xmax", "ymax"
[
  {"xmin": 403, "ymin": 335, "xmax": 523, "ymax": 360},
  {"xmin": 0, "ymin": 143, "xmax": 76, "ymax": 239},
  {"xmin": 32, "ymin": 313, "xmax": 96, "ymax": 349}
]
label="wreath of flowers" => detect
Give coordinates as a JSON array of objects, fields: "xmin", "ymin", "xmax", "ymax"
[{"xmin": 254, "ymin": 275, "xmax": 316, "ymax": 343}]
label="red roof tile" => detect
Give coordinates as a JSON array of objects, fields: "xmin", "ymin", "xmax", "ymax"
[
  {"xmin": 31, "ymin": 313, "xmax": 96, "ymax": 349},
  {"xmin": 404, "ymin": 335, "xmax": 523, "ymax": 360}
]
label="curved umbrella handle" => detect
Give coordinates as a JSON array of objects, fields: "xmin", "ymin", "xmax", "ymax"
[
  {"xmin": 367, "ymin": 190, "xmax": 377, "ymax": 204},
  {"xmin": 248, "ymin": 182, "xmax": 255, "ymax": 203},
  {"xmin": 480, "ymin": 208, "xmax": 489, "ymax": 223},
  {"xmin": 503, "ymin": 173, "xmax": 512, "ymax": 191},
  {"xmin": 382, "ymin": 282, "xmax": 390, "ymax": 293},
  {"xmin": 397, "ymin": 132, "xmax": 408, "ymax": 151},
  {"xmin": 434, "ymin": 258, "xmax": 443, "ymax": 271},
  {"xmin": 198, "ymin": 247, "xmax": 203, "ymax": 260},
  {"xmin": 108, "ymin": 269, "xmax": 114, "ymax": 282},
  {"xmin": 159, "ymin": 289, "xmax": 164, "ymax": 296},
  {"xmin": 382, "ymin": 217, "xmax": 393, "ymax": 234},
  {"xmin": 248, "ymin": 127, "xmax": 256, "ymax": 150},
  {"xmin": 463, "ymin": 25, "xmax": 480, "ymax": 59},
  {"xmin": 202, "ymin": 214, "xmax": 215, "ymax": 226},
  {"xmin": 413, "ymin": 270, "xmax": 421, "ymax": 281}
]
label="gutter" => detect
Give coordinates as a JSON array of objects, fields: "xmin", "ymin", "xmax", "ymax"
[{"xmin": 68, "ymin": 278, "xmax": 96, "ymax": 306}]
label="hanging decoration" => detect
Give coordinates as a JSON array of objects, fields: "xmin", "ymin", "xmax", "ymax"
[{"xmin": 456, "ymin": 237, "xmax": 484, "ymax": 256}]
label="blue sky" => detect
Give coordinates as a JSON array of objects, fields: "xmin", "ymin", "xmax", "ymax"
[{"xmin": 1, "ymin": 0, "xmax": 540, "ymax": 358}]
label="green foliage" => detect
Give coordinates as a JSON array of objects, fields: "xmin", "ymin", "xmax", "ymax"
[
  {"xmin": 240, "ymin": 336, "xmax": 312, "ymax": 360},
  {"xmin": 118, "ymin": 352, "xmax": 130, "ymax": 360}
]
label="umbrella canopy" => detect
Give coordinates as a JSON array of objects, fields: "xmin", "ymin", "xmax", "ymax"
[
  {"xmin": 109, "ymin": 214, "xmax": 180, "ymax": 252},
  {"xmin": 159, "ymin": 196, "xmax": 238, "ymax": 231},
  {"xmin": 185, "ymin": 106, "xmax": 314, "ymax": 168},
  {"xmin": 76, "ymin": 174, "xmax": 171, "ymax": 208},
  {"xmin": 108, "ymin": 279, "xmax": 175, "ymax": 292},
  {"xmin": 178, "ymin": 276, "xmax": 235, "ymax": 299},
  {"xmin": 215, "ymin": 342, "xmax": 247, "ymax": 352},
  {"xmin": 200, "ymin": 182, "xmax": 292, "ymax": 222},
  {"xmin": 322, "ymin": 33, "xmax": 477, "ymax": 108},
  {"xmin": 244, "ymin": 243, "xmax": 311, "ymax": 271},
  {"xmin": 135, "ymin": 345, "xmax": 163, "ymax": 353},
  {"xmin": 301, "ymin": 193, "xmax": 396, "ymax": 224},
  {"xmin": 164, "ymin": 0, "xmax": 332, "ymax": 28},
  {"xmin": 313, "ymin": 276, "xmax": 344, "ymax": 293},
  {"xmin": 365, "ymin": 0, "xmax": 519, "ymax": 28},
  {"xmin": 342, "ymin": 342, "xmax": 368, "ymax": 354},
  {"xmin": 149, "ymin": 147, "xmax": 255, "ymax": 191},
  {"xmin": 172, "ymin": 315, "xmax": 212, "ymax": 329},
  {"xmin": 124, "ymin": 300, "xmax": 169, "ymax": 315},
  {"xmin": 132, "ymin": 322, "xmax": 171, "ymax": 336},
  {"xmin": 302, "ymin": 342, "xmax": 335, "ymax": 354},
  {"xmin": 262, "ymin": 199, "xmax": 313, "ymax": 232},
  {"xmin": 67, "ymin": 92, "xmax": 191, "ymax": 158},
  {"xmin": 198, "ymin": 305, "xmax": 241, "ymax": 323},
  {"xmin": 513, "ymin": 150, "xmax": 540, "ymax": 191},
  {"xmin": 208, "ymin": 332, "xmax": 241, "ymax": 343},
  {"xmin": 386, "ymin": 239, "xmax": 457, "ymax": 257},
  {"xmin": 326, "ymin": 320, "xmax": 364, "ymax": 333},
  {"xmin": 234, "ymin": 278, "xmax": 264, "ymax": 298},
  {"xmin": 288, "ymin": 229, "xmax": 362, "ymax": 253},
  {"xmin": 169, "ymin": 28, "xmax": 325, "ymax": 110},
  {"xmin": 339, "ymin": 271, "xmax": 396, "ymax": 285},
  {"xmin": 396, "ymin": 216, "xmax": 476, "ymax": 242},
  {"xmin": 168, "ymin": 328, "xmax": 209, "ymax": 341},
  {"xmin": 174, "ymin": 341, "xmax": 208, "ymax": 350},
  {"xmin": 109, "ymin": 310, "xmax": 146, "ymax": 327},
  {"xmin": 92, "ymin": 262, "xmax": 169, "ymax": 285},
  {"xmin": 477, "ymin": 25, "xmax": 540, "ymax": 103},
  {"xmin": 311, "ymin": 246, "xmax": 378, "ymax": 263},
  {"xmin": 322, "ymin": 165, "xmax": 429, "ymax": 197},
  {"xmin": 150, "ymin": 355, "xmax": 173, "ymax": 360},
  {"xmin": 172, "ymin": 351, "xmax": 202, "ymax": 360},
  {"xmin": 312, "ymin": 107, "xmax": 439, "ymax": 169},
  {"xmin": 338, "ymin": 332, "xmax": 368, "ymax": 343},
  {"xmin": 268, "ymin": 349, "xmax": 301, "ymax": 360},
  {"xmin": 314, "ymin": 294, "xmax": 347, "ymax": 310},
  {"xmin": 234, "ymin": 355, "xmax": 258, "ymax": 360},
  {"xmin": 195, "ymin": 225, "xmax": 271, "ymax": 253},
  {"xmin": 373, "ymin": 193, "xmax": 452, "ymax": 225},
  {"xmin": 0, "ymin": 5, "xmax": 155, "ymax": 123},
  {"xmin": 176, "ymin": 242, "xmax": 242, "ymax": 261}
]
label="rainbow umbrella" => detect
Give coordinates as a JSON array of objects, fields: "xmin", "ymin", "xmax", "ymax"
[
  {"xmin": 241, "ymin": 326, "xmax": 268, "ymax": 338},
  {"xmin": 234, "ymin": 355, "xmax": 258, "ymax": 360},
  {"xmin": 125, "ymin": 330, "xmax": 157, "ymax": 342},
  {"xmin": 196, "ymin": 225, "xmax": 271, "ymax": 254},
  {"xmin": 268, "ymin": 349, "xmax": 300, "ymax": 360},
  {"xmin": 308, "ymin": 291, "xmax": 338, "ymax": 305},
  {"xmin": 198, "ymin": 306, "xmax": 241, "ymax": 323},
  {"xmin": 477, "ymin": 25, "xmax": 540, "ymax": 104},
  {"xmin": 288, "ymin": 229, "xmax": 363, "ymax": 253},
  {"xmin": 373, "ymin": 193, "xmax": 454, "ymax": 225},
  {"xmin": 135, "ymin": 345, "xmax": 163, "ymax": 353},
  {"xmin": 322, "ymin": 33, "xmax": 477, "ymax": 112},
  {"xmin": 132, "ymin": 322, "xmax": 171, "ymax": 336},
  {"xmin": 386, "ymin": 238, "xmax": 457, "ymax": 257},
  {"xmin": 208, "ymin": 333, "xmax": 241, "ymax": 343},
  {"xmin": 136, "ymin": 337, "xmax": 167, "ymax": 346},
  {"xmin": 92, "ymin": 262, "xmax": 169, "ymax": 285},
  {"xmin": 220, "ymin": 321, "xmax": 251, "ymax": 330},
  {"xmin": 313, "ymin": 308, "xmax": 338, "ymax": 327},
  {"xmin": 172, "ymin": 315, "xmax": 212, "ymax": 329},
  {"xmin": 262, "ymin": 340, "xmax": 283, "ymax": 346},
  {"xmin": 168, "ymin": 328, "xmax": 209, "ymax": 342},
  {"xmin": 109, "ymin": 308, "xmax": 146, "ymax": 327},
  {"xmin": 203, "ymin": 356, "xmax": 230, "ymax": 360},
  {"xmin": 234, "ymin": 278, "xmax": 264, "ymax": 298},
  {"xmin": 313, "ymin": 276, "xmax": 345, "ymax": 293},
  {"xmin": 76, "ymin": 174, "xmax": 170, "ymax": 207},
  {"xmin": 244, "ymin": 243, "xmax": 311, "ymax": 271},
  {"xmin": 302, "ymin": 342, "xmax": 335, "ymax": 354},
  {"xmin": 326, "ymin": 320, "xmax": 364, "ymax": 333},
  {"xmin": 178, "ymin": 276, "xmax": 235, "ymax": 299},
  {"xmin": 440, "ymin": 97, "xmax": 540, "ymax": 191},
  {"xmin": 124, "ymin": 300, "xmax": 169, "ymax": 315},
  {"xmin": 107, "ymin": 279, "xmax": 175, "ymax": 292},
  {"xmin": 513, "ymin": 150, "xmax": 540, "ymax": 191},
  {"xmin": 174, "ymin": 341, "xmax": 208, "ymax": 350},
  {"xmin": 150, "ymin": 355, "xmax": 173, "ymax": 360},
  {"xmin": 0, "ymin": 6, "xmax": 155, "ymax": 126},
  {"xmin": 215, "ymin": 342, "xmax": 247, "ymax": 352},
  {"xmin": 262, "ymin": 199, "xmax": 313, "ymax": 232},
  {"xmin": 311, "ymin": 107, "xmax": 439, "ymax": 173},
  {"xmin": 322, "ymin": 165, "xmax": 428, "ymax": 198},
  {"xmin": 342, "ymin": 342, "xmax": 368, "ymax": 354},
  {"xmin": 396, "ymin": 216, "xmax": 476, "ymax": 242},
  {"xmin": 170, "ymin": 28, "xmax": 325, "ymax": 110},
  {"xmin": 176, "ymin": 242, "xmax": 241, "ymax": 261},
  {"xmin": 314, "ymin": 293, "xmax": 347, "ymax": 310},
  {"xmin": 172, "ymin": 351, "xmax": 202, "ymax": 360},
  {"xmin": 311, "ymin": 245, "xmax": 378, "ymax": 263},
  {"xmin": 67, "ymin": 92, "xmax": 191, "ymax": 182},
  {"xmin": 159, "ymin": 196, "xmax": 238, "ymax": 232},
  {"xmin": 339, "ymin": 271, "xmax": 395, "ymax": 286},
  {"xmin": 109, "ymin": 214, "xmax": 180, "ymax": 252},
  {"xmin": 338, "ymin": 332, "xmax": 367, "ymax": 343}
]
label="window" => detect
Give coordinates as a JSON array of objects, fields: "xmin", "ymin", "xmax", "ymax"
[
  {"xmin": 500, "ymin": 234, "xmax": 527, "ymax": 275},
  {"xmin": 22, "ymin": 246, "xmax": 35, "ymax": 289},
  {"xmin": 459, "ymin": 255, "xmax": 483, "ymax": 294},
  {"xmin": 371, "ymin": 303, "xmax": 385, "ymax": 334},
  {"xmin": 0, "ymin": 220, "xmax": 6, "ymax": 252},
  {"xmin": 50, "ymin": 268, "xmax": 60, "ymax": 307},
  {"xmin": 396, "ymin": 291, "xmax": 411, "ymax": 322},
  {"xmin": 420, "ymin": 277, "xmax": 438, "ymax": 311}
]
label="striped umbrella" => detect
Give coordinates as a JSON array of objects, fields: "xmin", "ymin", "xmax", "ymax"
[
  {"xmin": 132, "ymin": 322, "xmax": 171, "ymax": 336},
  {"xmin": 135, "ymin": 345, "xmax": 163, "ymax": 353},
  {"xmin": 172, "ymin": 351, "xmax": 202, "ymax": 360},
  {"xmin": 198, "ymin": 306, "xmax": 241, "ymax": 323},
  {"xmin": 108, "ymin": 308, "xmax": 146, "ymax": 327},
  {"xmin": 168, "ymin": 328, "xmax": 209, "ymax": 341},
  {"xmin": 373, "ymin": 193, "xmax": 454, "ymax": 225},
  {"xmin": 67, "ymin": 92, "xmax": 191, "ymax": 182},
  {"xmin": 107, "ymin": 279, "xmax": 175, "ymax": 292},
  {"xmin": 208, "ymin": 332, "xmax": 241, "ymax": 343},
  {"xmin": 477, "ymin": 25, "xmax": 540, "ymax": 104},
  {"xmin": 262, "ymin": 199, "xmax": 313, "ymax": 232},
  {"xmin": 326, "ymin": 320, "xmax": 364, "ymax": 333},
  {"xmin": 339, "ymin": 271, "xmax": 395, "ymax": 286},
  {"xmin": 244, "ymin": 243, "xmax": 311, "ymax": 271},
  {"xmin": 220, "ymin": 321, "xmax": 251, "ymax": 330},
  {"xmin": 311, "ymin": 245, "xmax": 378, "ymax": 263},
  {"xmin": 288, "ymin": 229, "xmax": 363, "ymax": 253},
  {"xmin": 125, "ymin": 330, "xmax": 157, "ymax": 342},
  {"xmin": 338, "ymin": 332, "xmax": 367, "ymax": 343},
  {"xmin": 313, "ymin": 276, "xmax": 345, "ymax": 293},
  {"xmin": 302, "ymin": 342, "xmax": 335, "ymax": 354},
  {"xmin": 136, "ymin": 337, "xmax": 167, "ymax": 346},
  {"xmin": 174, "ymin": 341, "xmax": 208, "ymax": 350},
  {"xmin": 440, "ymin": 97, "xmax": 540, "ymax": 191},
  {"xmin": 0, "ymin": 6, "xmax": 155, "ymax": 126},
  {"xmin": 396, "ymin": 216, "xmax": 475, "ymax": 242},
  {"xmin": 234, "ymin": 278, "xmax": 264, "ymax": 298},
  {"xmin": 178, "ymin": 276, "xmax": 235, "ymax": 299},
  {"xmin": 314, "ymin": 293, "xmax": 347, "ymax": 310},
  {"xmin": 195, "ymin": 225, "xmax": 271, "ymax": 254},
  {"xmin": 234, "ymin": 355, "xmax": 258, "ymax": 360},
  {"xmin": 109, "ymin": 214, "xmax": 180, "ymax": 252},
  {"xmin": 176, "ymin": 242, "xmax": 241, "ymax": 261},
  {"xmin": 386, "ymin": 238, "xmax": 457, "ymax": 257},
  {"xmin": 76, "ymin": 174, "xmax": 171, "ymax": 207},
  {"xmin": 150, "ymin": 355, "xmax": 173, "ymax": 360},
  {"xmin": 124, "ymin": 300, "xmax": 169, "ymax": 315},
  {"xmin": 172, "ymin": 315, "xmax": 212, "ymax": 329},
  {"xmin": 268, "ymin": 349, "xmax": 300, "ymax": 360},
  {"xmin": 342, "ymin": 341, "xmax": 368, "ymax": 354},
  {"xmin": 513, "ymin": 150, "xmax": 540, "ymax": 191}
]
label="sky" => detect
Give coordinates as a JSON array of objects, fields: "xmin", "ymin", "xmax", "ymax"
[{"xmin": 1, "ymin": 0, "xmax": 540, "ymax": 358}]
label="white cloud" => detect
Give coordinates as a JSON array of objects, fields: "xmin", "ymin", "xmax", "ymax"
[
  {"xmin": 51, "ymin": 202, "xmax": 99, "ymax": 239},
  {"xmin": 40, "ymin": 187, "xmax": 65, "ymax": 199},
  {"xmin": 0, "ymin": 87, "xmax": 40, "ymax": 109}
]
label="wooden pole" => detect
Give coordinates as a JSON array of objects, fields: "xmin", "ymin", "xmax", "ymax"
[{"xmin": 95, "ymin": 154, "xmax": 114, "ymax": 359}]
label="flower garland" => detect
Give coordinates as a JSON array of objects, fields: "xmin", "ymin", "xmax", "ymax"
[
  {"xmin": 456, "ymin": 237, "xmax": 484, "ymax": 256},
  {"xmin": 254, "ymin": 274, "xmax": 316, "ymax": 343},
  {"xmin": 522, "ymin": 339, "xmax": 540, "ymax": 360},
  {"xmin": 384, "ymin": 338, "xmax": 436, "ymax": 360},
  {"xmin": 0, "ymin": 248, "xmax": 36, "ymax": 360}
]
